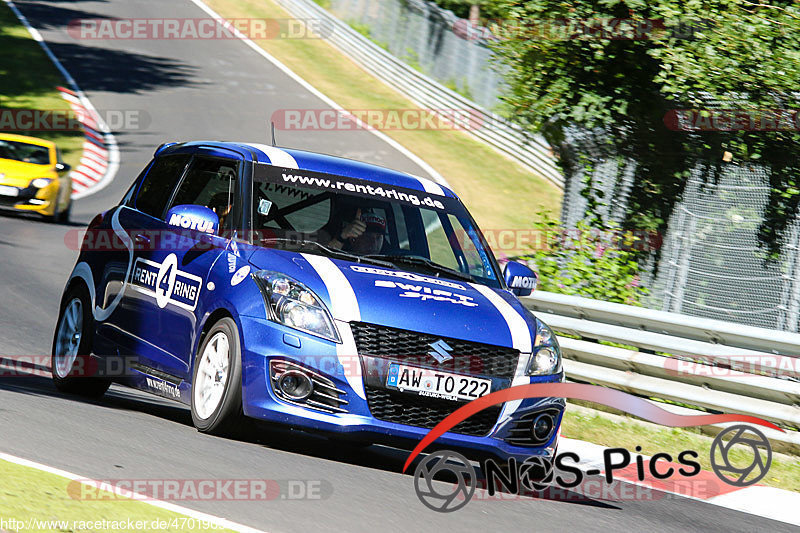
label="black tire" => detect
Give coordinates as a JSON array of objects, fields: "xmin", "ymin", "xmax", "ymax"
[
  {"xmin": 57, "ymin": 200, "xmax": 71, "ymax": 223},
  {"xmin": 51, "ymin": 285, "xmax": 111, "ymax": 397},
  {"xmin": 190, "ymin": 317, "xmax": 244, "ymax": 435}
]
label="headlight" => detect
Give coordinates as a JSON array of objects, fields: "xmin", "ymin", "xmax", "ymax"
[
  {"xmin": 31, "ymin": 178, "xmax": 53, "ymax": 188},
  {"xmin": 251, "ymin": 270, "xmax": 340, "ymax": 343},
  {"xmin": 526, "ymin": 320, "xmax": 562, "ymax": 375}
]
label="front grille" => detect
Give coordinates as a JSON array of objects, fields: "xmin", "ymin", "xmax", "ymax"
[
  {"xmin": 350, "ymin": 322, "xmax": 520, "ymax": 379},
  {"xmin": 365, "ymin": 387, "xmax": 500, "ymax": 436},
  {"xmin": 0, "ymin": 186, "xmax": 36, "ymax": 207}
]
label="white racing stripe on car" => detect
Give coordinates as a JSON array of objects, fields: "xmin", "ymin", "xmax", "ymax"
[
  {"xmin": 239, "ymin": 143, "xmax": 299, "ymax": 169},
  {"xmin": 470, "ymin": 283, "xmax": 533, "ymax": 421},
  {"xmin": 411, "ymin": 174, "xmax": 446, "ymax": 196},
  {"xmin": 68, "ymin": 207, "xmax": 133, "ymax": 322},
  {"xmin": 334, "ymin": 322, "xmax": 366, "ymax": 400},
  {"xmin": 300, "ymin": 253, "xmax": 365, "ymax": 400},
  {"xmin": 300, "ymin": 254, "xmax": 361, "ymax": 322},
  {"xmin": 470, "ymin": 284, "xmax": 532, "ymax": 353}
]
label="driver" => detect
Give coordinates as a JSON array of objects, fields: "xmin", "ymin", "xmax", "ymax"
[
  {"xmin": 208, "ymin": 191, "xmax": 233, "ymax": 230},
  {"xmin": 327, "ymin": 208, "xmax": 386, "ymax": 255}
]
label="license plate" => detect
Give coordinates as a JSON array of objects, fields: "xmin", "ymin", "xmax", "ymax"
[
  {"xmin": 386, "ymin": 363, "xmax": 491, "ymax": 401},
  {"xmin": 0, "ymin": 185, "xmax": 18, "ymax": 197}
]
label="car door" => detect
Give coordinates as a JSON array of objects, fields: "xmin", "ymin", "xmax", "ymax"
[
  {"xmin": 130, "ymin": 153, "xmax": 242, "ymax": 379},
  {"xmin": 94, "ymin": 154, "xmax": 191, "ymax": 363}
]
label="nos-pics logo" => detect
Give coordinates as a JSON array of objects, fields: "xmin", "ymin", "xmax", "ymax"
[{"xmin": 413, "ymin": 425, "xmax": 772, "ymax": 512}]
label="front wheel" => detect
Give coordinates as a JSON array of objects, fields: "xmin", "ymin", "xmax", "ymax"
[
  {"xmin": 56, "ymin": 200, "xmax": 72, "ymax": 223},
  {"xmin": 191, "ymin": 317, "xmax": 244, "ymax": 435},
  {"xmin": 51, "ymin": 286, "xmax": 110, "ymax": 397}
]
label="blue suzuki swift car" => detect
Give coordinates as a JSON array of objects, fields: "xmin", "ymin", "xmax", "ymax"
[{"xmin": 52, "ymin": 141, "xmax": 564, "ymax": 462}]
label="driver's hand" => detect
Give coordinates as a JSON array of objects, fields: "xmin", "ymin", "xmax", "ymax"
[{"xmin": 340, "ymin": 209, "xmax": 366, "ymax": 240}]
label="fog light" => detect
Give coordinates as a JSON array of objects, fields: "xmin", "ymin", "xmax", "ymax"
[
  {"xmin": 532, "ymin": 413, "xmax": 554, "ymax": 442},
  {"xmin": 277, "ymin": 370, "xmax": 313, "ymax": 400}
]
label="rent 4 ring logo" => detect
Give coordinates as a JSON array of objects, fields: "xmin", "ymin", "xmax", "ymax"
[
  {"xmin": 404, "ymin": 383, "xmax": 780, "ymax": 512},
  {"xmin": 130, "ymin": 253, "xmax": 202, "ymax": 311}
]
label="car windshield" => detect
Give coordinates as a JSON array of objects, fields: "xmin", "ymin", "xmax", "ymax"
[
  {"xmin": 251, "ymin": 164, "xmax": 501, "ymax": 287},
  {"xmin": 0, "ymin": 140, "xmax": 50, "ymax": 165}
]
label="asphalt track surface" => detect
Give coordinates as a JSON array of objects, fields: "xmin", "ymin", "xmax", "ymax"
[{"xmin": 0, "ymin": 1, "xmax": 795, "ymax": 531}]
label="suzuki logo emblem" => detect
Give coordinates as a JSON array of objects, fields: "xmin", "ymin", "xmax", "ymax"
[{"xmin": 428, "ymin": 339, "xmax": 454, "ymax": 364}]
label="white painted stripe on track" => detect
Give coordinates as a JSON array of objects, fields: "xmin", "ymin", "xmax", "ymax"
[
  {"xmin": 82, "ymin": 150, "xmax": 108, "ymax": 166},
  {"xmin": 76, "ymin": 165, "xmax": 103, "ymax": 181},
  {"xmin": 70, "ymin": 172, "xmax": 94, "ymax": 187},
  {"xmin": 4, "ymin": 0, "xmax": 118, "ymax": 200},
  {"xmin": 83, "ymin": 142, "xmax": 108, "ymax": 156},
  {"xmin": 80, "ymin": 157, "xmax": 107, "ymax": 174},
  {"xmin": 707, "ymin": 486, "xmax": 800, "ymax": 526},
  {"xmin": 558, "ymin": 436, "xmax": 800, "ymax": 526},
  {"xmin": 190, "ymin": 0, "xmax": 449, "ymax": 189},
  {"xmin": 0, "ymin": 451, "xmax": 267, "ymax": 533}
]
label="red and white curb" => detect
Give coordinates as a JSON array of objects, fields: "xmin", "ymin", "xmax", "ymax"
[
  {"xmin": 0, "ymin": 452, "xmax": 265, "ymax": 533},
  {"xmin": 6, "ymin": 0, "xmax": 119, "ymax": 200},
  {"xmin": 560, "ymin": 437, "xmax": 799, "ymax": 526},
  {"xmin": 57, "ymin": 86, "xmax": 116, "ymax": 198}
]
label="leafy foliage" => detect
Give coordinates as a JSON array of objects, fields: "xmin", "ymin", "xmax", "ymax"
[
  {"xmin": 519, "ymin": 211, "xmax": 649, "ymax": 304},
  {"xmin": 488, "ymin": 1, "xmax": 800, "ymax": 258},
  {"xmin": 424, "ymin": 0, "xmax": 510, "ymax": 21}
]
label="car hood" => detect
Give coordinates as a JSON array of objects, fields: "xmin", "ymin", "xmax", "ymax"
[
  {"xmin": 0, "ymin": 159, "xmax": 51, "ymax": 186},
  {"xmin": 248, "ymin": 248, "xmax": 537, "ymax": 351}
]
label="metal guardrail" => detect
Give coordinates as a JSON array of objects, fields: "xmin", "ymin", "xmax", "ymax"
[
  {"xmin": 273, "ymin": 0, "xmax": 564, "ymax": 188},
  {"xmin": 270, "ymin": 0, "xmax": 799, "ymax": 446},
  {"xmin": 523, "ymin": 291, "xmax": 800, "ymax": 448}
]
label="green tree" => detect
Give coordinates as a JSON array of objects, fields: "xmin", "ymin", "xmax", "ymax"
[
  {"xmin": 520, "ymin": 211, "xmax": 649, "ymax": 304},
  {"xmin": 490, "ymin": 1, "xmax": 800, "ymax": 259},
  {"xmin": 426, "ymin": 1, "xmax": 509, "ymax": 21}
]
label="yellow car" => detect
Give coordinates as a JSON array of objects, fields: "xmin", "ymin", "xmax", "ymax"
[{"xmin": 0, "ymin": 133, "xmax": 73, "ymax": 222}]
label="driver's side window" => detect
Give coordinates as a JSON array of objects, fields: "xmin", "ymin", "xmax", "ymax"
[{"xmin": 168, "ymin": 157, "xmax": 239, "ymax": 233}]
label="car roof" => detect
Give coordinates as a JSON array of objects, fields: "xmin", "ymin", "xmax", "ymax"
[
  {"xmin": 0, "ymin": 133, "xmax": 56, "ymax": 149},
  {"xmin": 155, "ymin": 141, "xmax": 456, "ymax": 198}
]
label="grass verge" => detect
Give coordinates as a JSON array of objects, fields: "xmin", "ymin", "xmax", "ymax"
[
  {"xmin": 204, "ymin": 0, "xmax": 563, "ymax": 232},
  {"xmin": 0, "ymin": 2, "xmax": 84, "ymax": 172},
  {"xmin": 561, "ymin": 404, "xmax": 800, "ymax": 492},
  {"xmin": 0, "ymin": 459, "xmax": 235, "ymax": 532}
]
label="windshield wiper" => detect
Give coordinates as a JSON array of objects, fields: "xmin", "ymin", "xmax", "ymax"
[
  {"xmin": 261, "ymin": 238, "xmax": 396, "ymax": 268},
  {"xmin": 363, "ymin": 254, "xmax": 474, "ymax": 282}
]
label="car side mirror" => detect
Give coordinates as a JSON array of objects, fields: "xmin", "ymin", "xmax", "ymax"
[
  {"xmin": 55, "ymin": 162, "xmax": 71, "ymax": 172},
  {"xmin": 504, "ymin": 261, "xmax": 538, "ymax": 297},
  {"xmin": 166, "ymin": 204, "xmax": 219, "ymax": 235}
]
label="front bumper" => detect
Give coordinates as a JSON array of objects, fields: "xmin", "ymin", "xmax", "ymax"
[
  {"xmin": 238, "ymin": 315, "xmax": 564, "ymax": 462},
  {"xmin": 0, "ymin": 181, "xmax": 61, "ymax": 216}
]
